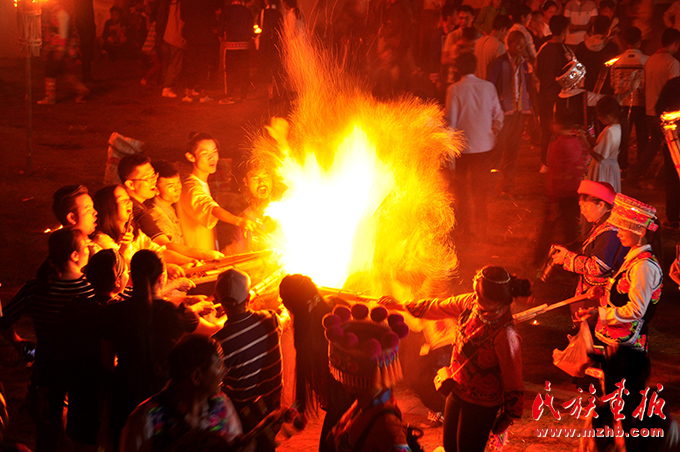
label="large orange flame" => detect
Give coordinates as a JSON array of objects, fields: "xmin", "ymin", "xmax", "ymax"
[
  {"xmin": 267, "ymin": 126, "xmax": 395, "ymax": 287},
  {"xmin": 252, "ymin": 22, "xmax": 461, "ymax": 298}
]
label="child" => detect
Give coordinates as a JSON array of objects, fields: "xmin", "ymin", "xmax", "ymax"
[{"xmin": 579, "ymin": 96, "xmax": 625, "ymax": 193}]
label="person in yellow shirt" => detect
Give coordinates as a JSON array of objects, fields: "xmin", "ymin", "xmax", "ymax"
[{"xmin": 178, "ymin": 132, "xmax": 255, "ymax": 252}]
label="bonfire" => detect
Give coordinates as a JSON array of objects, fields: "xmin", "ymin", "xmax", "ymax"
[{"xmin": 250, "ymin": 21, "xmax": 462, "ymax": 300}]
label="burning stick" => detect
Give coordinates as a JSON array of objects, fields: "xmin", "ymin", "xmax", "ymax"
[
  {"xmin": 661, "ymin": 110, "xmax": 680, "ymax": 179},
  {"xmin": 512, "ymin": 291, "xmax": 596, "ymax": 323},
  {"xmin": 317, "ymin": 286, "xmax": 379, "ymax": 303},
  {"xmin": 423, "ymin": 289, "xmax": 601, "ymax": 354},
  {"xmin": 594, "ymin": 57, "xmax": 619, "ymax": 94},
  {"xmin": 250, "ymin": 269, "xmax": 287, "ymax": 302},
  {"xmin": 185, "ymin": 249, "xmax": 277, "ymax": 281}
]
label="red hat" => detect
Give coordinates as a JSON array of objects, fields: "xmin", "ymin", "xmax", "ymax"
[{"xmin": 577, "ymin": 180, "xmax": 616, "ymax": 205}]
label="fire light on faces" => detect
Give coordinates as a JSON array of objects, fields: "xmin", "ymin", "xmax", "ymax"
[
  {"xmin": 253, "ymin": 22, "xmax": 461, "ymax": 296},
  {"xmin": 266, "ymin": 127, "xmax": 395, "ymax": 287}
]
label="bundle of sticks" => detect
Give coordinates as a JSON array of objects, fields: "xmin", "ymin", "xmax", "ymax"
[{"xmin": 185, "ymin": 249, "xmax": 276, "ymax": 285}]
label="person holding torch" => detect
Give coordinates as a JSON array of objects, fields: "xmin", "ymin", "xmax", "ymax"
[{"xmin": 379, "ymin": 266, "xmax": 531, "ymax": 452}]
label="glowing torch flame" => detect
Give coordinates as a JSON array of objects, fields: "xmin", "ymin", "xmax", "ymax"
[
  {"xmin": 267, "ymin": 127, "xmax": 394, "ymax": 287},
  {"xmin": 661, "ymin": 110, "xmax": 680, "ymax": 131},
  {"xmin": 604, "ymin": 57, "xmax": 619, "ymax": 67}
]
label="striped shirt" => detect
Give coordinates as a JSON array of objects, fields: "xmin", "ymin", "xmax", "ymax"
[
  {"xmin": 1, "ymin": 276, "xmax": 95, "ymax": 364},
  {"xmin": 215, "ymin": 310, "xmax": 282, "ymax": 408}
]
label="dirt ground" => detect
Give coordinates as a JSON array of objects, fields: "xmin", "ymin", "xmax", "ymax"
[{"xmin": 0, "ymin": 53, "xmax": 679, "ymax": 452}]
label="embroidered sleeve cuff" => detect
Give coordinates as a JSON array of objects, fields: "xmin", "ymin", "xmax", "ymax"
[
  {"xmin": 563, "ymin": 251, "xmax": 577, "ymax": 272},
  {"xmin": 405, "ymin": 299, "xmax": 433, "ymax": 319}
]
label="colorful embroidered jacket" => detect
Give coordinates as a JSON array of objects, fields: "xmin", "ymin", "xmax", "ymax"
[
  {"xmin": 406, "ymin": 294, "xmax": 524, "ymax": 418},
  {"xmin": 595, "ymin": 245, "xmax": 662, "ymax": 352},
  {"xmin": 119, "ymin": 390, "xmax": 242, "ymax": 452},
  {"xmin": 563, "ymin": 213, "xmax": 628, "ymax": 296}
]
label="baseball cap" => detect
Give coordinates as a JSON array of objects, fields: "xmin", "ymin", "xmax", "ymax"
[{"xmin": 214, "ymin": 269, "xmax": 251, "ymax": 305}]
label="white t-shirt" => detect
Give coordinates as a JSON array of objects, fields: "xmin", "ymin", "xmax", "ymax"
[
  {"xmin": 594, "ymin": 124, "xmax": 621, "ymax": 160},
  {"xmin": 475, "ymin": 35, "xmax": 506, "ymax": 80},
  {"xmin": 564, "ymin": 0, "xmax": 598, "ymax": 45}
]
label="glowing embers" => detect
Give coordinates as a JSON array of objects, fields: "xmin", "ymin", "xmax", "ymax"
[{"xmin": 266, "ymin": 127, "xmax": 394, "ymax": 288}]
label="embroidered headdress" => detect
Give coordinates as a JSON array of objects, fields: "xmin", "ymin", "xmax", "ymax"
[
  {"xmin": 324, "ymin": 304, "xmax": 409, "ymax": 391},
  {"xmin": 608, "ymin": 193, "xmax": 658, "ymax": 234},
  {"xmin": 556, "ymin": 59, "xmax": 586, "ymax": 94}
]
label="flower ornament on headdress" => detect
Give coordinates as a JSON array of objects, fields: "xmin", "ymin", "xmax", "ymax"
[
  {"xmin": 324, "ymin": 304, "xmax": 409, "ymax": 391},
  {"xmin": 608, "ymin": 193, "xmax": 658, "ymax": 234}
]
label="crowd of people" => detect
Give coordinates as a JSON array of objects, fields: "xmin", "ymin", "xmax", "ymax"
[
  {"xmin": 7, "ymin": 0, "xmax": 680, "ymax": 450},
  {"xmin": 0, "ymin": 121, "xmax": 677, "ymax": 452},
  {"xmin": 438, "ymin": 6, "xmax": 680, "ymax": 244}
]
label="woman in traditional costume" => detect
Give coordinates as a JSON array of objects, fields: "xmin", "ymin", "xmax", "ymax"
[
  {"xmin": 576, "ymin": 194, "xmax": 663, "ymax": 452},
  {"xmin": 551, "ymin": 180, "xmax": 629, "ymax": 315},
  {"xmin": 380, "ymin": 266, "xmax": 531, "ymax": 452}
]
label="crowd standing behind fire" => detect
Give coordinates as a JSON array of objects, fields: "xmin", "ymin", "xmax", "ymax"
[{"xmin": 3, "ymin": 0, "xmax": 680, "ymax": 450}]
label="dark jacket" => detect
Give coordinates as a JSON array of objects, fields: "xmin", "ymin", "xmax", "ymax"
[{"xmin": 488, "ymin": 53, "xmax": 533, "ymax": 113}]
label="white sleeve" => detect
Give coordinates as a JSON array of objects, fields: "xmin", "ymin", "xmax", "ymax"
[
  {"xmin": 563, "ymin": 3, "xmax": 573, "ymax": 19},
  {"xmin": 670, "ymin": 58, "xmax": 680, "ymax": 79},
  {"xmin": 443, "ymin": 32, "xmax": 456, "ymax": 53},
  {"xmin": 593, "ymin": 126, "xmax": 615, "ymax": 159},
  {"xmin": 181, "ymin": 178, "xmax": 220, "ymax": 229},
  {"xmin": 56, "ymin": 9, "xmax": 69, "ymax": 42},
  {"xmin": 446, "ymin": 87, "xmax": 459, "ymax": 129}
]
